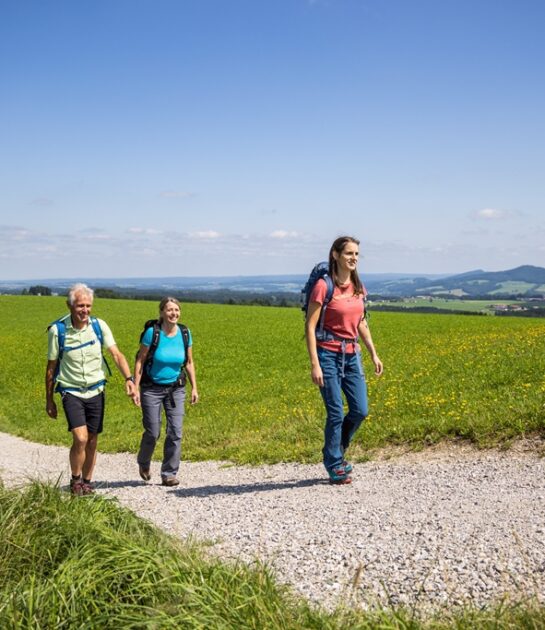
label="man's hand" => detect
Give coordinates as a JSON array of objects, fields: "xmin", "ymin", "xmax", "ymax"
[{"xmin": 46, "ymin": 400, "xmax": 58, "ymax": 419}]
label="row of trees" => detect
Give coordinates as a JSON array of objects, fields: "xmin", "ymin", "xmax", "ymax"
[{"xmin": 21, "ymin": 285, "xmax": 52, "ymax": 296}]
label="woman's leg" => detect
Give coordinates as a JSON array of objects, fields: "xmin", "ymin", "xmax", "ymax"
[
  {"xmin": 340, "ymin": 352, "xmax": 368, "ymax": 452},
  {"xmin": 161, "ymin": 386, "xmax": 186, "ymax": 479},
  {"xmin": 137, "ymin": 387, "xmax": 164, "ymax": 468},
  {"xmin": 318, "ymin": 349, "xmax": 346, "ymax": 472}
]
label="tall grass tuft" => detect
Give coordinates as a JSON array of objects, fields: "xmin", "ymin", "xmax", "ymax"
[
  {"xmin": 0, "ymin": 481, "xmax": 320, "ymax": 628},
  {"xmin": 1, "ymin": 481, "xmax": 544, "ymax": 629}
]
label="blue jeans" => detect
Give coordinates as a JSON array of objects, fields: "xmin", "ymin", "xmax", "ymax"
[
  {"xmin": 318, "ymin": 347, "xmax": 368, "ymax": 472},
  {"xmin": 137, "ymin": 384, "xmax": 185, "ymax": 479}
]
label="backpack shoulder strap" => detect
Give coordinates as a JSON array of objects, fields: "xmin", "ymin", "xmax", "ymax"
[
  {"xmin": 145, "ymin": 320, "xmax": 162, "ymax": 364},
  {"xmin": 90, "ymin": 317, "xmax": 103, "ymax": 346},
  {"xmin": 317, "ymin": 275, "xmax": 335, "ymax": 336},
  {"xmin": 178, "ymin": 324, "xmax": 190, "ymax": 367},
  {"xmin": 90, "ymin": 316, "xmax": 112, "ymax": 375},
  {"xmin": 322, "ymin": 275, "xmax": 335, "ymax": 305},
  {"xmin": 47, "ymin": 316, "xmax": 69, "ymax": 360},
  {"xmin": 56, "ymin": 320, "xmax": 66, "ymax": 360}
]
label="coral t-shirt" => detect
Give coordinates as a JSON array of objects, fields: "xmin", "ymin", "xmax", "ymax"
[{"xmin": 309, "ymin": 279, "xmax": 365, "ymax": 353}]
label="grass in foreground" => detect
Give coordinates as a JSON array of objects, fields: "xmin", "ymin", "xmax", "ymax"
[
  {"xmin": 0, "ymin": 295, "xmax": 544, "ymax": 464},
  {"xmin": 1, "ymin": 481, "xmax": 544, "ymax": 629}
]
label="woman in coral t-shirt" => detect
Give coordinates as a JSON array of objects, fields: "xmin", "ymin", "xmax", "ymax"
[{"xmin": 305, "ymin": 236, "xmax": 383, "ymax": 484}]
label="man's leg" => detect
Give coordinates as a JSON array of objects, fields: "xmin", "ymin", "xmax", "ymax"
[
  {"xmin": 82, "ymin": 432, "xmax": 98, "ymax": 481},
  {"xmin": 81, "ymin": 392, "xmax": 105, "ymax": 483},
  {"xmin": 70, "ymin": 425, "xmax": 89, "ymax": 477}
]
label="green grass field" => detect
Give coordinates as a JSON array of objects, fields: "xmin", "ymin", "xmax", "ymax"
[
  {"xmin": 372, "ymin": 298, "xmax": 518, "ymax": 313},
  {"xmin": 1, "ymin": 295, "xmax": 544, "ymax": 464}
]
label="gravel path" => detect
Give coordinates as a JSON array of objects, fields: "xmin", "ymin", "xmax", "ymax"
[{"xmin": 1, "ymin": 431, "xmax": 544, "ymax": 613}]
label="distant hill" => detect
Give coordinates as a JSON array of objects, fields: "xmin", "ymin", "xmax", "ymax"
[
  {"xmin": 1, "ymin": 266, "xmax": 544, "ymax": 298},
  {"xmin": 371, "ymin": 265, "xmax": 545, "ymax": 297}
]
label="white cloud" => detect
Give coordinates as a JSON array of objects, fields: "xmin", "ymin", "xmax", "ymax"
[
  {"xmin": 128, "ymin": 227, "xmax": 163, "ymax": 235},
  {"xmin": 269, "ymin": 230, "xmax": 299, "ymax": 239},
  {"xmin": 474, "ymin": 208, "xmax": 509, "ymax": 220}
]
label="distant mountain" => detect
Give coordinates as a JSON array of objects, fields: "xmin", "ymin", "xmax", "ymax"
[{"xmin": 371, "ymin": 265, "xmax": 545, "ymax": 297}]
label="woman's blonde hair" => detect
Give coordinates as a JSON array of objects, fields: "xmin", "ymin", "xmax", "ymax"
[{"xmin": 158, "ymin": 296, "xmax": 181, "ymax": 322}]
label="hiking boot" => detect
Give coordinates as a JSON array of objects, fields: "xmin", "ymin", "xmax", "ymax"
[
  {"xmin": 70, "ymin": 479, "xmax": 85, "ymax": 496},
  {"xmin": 328, "ymin": 467, "xmax": 352, "ymax": 485},
  {"xmin": 139, "ymin": 465, "xmax": 151, "ymax": 481},
  {"xmin": 342, "ymin": 460, "xmax": 353, "ymax": 474},
  {"xmin": 161, "ymin": 477, "xmax": 179, "ymax": 487},
  {"xmin": 81, "ymin": 481, "xmax": 95, "ymax": 495}
]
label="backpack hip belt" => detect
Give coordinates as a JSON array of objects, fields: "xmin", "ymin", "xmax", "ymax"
[
  {"xmin": 141, "ymin": 373, "xmax": 186, "ymax": 407},
  {"xmin": 318, "ymin": 329, "xmax": 359, "ymax": 378},
  {"xmin": 55, "ymin": 379, "xmax": 107, "ymax": 394}
]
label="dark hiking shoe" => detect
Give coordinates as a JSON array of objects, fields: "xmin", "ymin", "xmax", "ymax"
[
  {"xmin": 139, "ymin": 465, "xmax": 151, "ymax": 481},
  {"xmin": 70, "ymin": 479, "xmax": 85, "ymax": 496},
  {"xmin": 161, "ymin": 477, "xmax": 180, "ymax": 487},
  {"xmin": 328, "ymin": 467, "xmax": 352, "ymax": 485},
  {"xmin": 81, "ymin": 481, "xmax": 95, "ymax": 495}
]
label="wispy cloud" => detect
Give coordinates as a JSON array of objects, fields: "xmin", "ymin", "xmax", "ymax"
[
  {"xmin": 473, "ymin": 208, "xmax": 513, "ymax": 220},
  {"xmin": 128, "ymin": 227, "xmax": 163, "ymax": 235},
  {"xmin": 269, "ymin": 230, "xmax": 299, "ymax": 239},
  {"xmin": 190, "ymin": 230, "xmax": 221, "ymax": 239}
]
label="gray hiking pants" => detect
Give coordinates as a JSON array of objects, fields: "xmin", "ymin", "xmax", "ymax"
[{"xmin": 137, "ymin": 384, "xmax": 185, "ymax": 479}]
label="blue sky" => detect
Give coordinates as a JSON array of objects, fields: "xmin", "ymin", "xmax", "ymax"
[{"xmin": 1, "ymin": 0, "xmax": 544, "ymax": 280}]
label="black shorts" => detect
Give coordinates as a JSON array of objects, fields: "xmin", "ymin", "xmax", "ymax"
[{"xmin": 61, "ymin": 392, "xmax": 105, "ymax": 434}]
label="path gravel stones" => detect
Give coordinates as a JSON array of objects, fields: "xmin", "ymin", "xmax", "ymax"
[{"xmin": 1, "ymin": 431, "xmax": 543, "ymax": 613}]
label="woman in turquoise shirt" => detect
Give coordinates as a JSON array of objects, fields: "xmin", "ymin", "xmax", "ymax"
[{"xmin": 133, "ymin": 297, "xmax": 199, "ymax": 486}]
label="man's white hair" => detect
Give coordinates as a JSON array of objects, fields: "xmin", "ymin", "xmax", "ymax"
[{"xmin": 67, "ymin": 283, "xmax": 94, "ymax": 305}]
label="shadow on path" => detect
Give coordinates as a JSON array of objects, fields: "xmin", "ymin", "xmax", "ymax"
[{"xmin": 171, "ymin": 476, "xmax": 327, "ymax": 498}]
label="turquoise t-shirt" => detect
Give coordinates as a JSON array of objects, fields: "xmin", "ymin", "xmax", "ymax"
[{"xmin": 141, "ymin": 326, "xmax": 192, "ymax": 385}]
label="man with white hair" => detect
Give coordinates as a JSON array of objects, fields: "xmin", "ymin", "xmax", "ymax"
[{"xmin": 45, "ymin": 283, "xmax": 136, "ymax": 495}]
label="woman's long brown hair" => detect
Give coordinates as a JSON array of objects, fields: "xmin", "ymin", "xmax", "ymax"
[{"xmin": 328, "ymin": 236, "xmax": 364, "ymax": 295}]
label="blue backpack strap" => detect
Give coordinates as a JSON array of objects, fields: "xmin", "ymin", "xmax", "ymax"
[
  {"xmin": 90, "ymin": 316, "xmax": 103, "ymax": 345},
  {"xmin": 317, "ymin": 274, "xmax": 334, "ymax": 338},
  {"xmin": 90, "ymin": 316, "xmax": 112, "ymax": 376},
  {"xmin": 56, "ymin": 319, "xmax": 66, "ymax": 361},
  {"xmin": 49, "ymin": 318, "xmax": 67, "ymax": 382}
]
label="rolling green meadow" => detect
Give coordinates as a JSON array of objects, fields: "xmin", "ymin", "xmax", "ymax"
[
  {"xmin": 2, "ymin": 294, "xmax": 545, "ymax": 628},
  {"xmin": 1, "ymin": 294, "xmax": 544, "ymax": 463}
]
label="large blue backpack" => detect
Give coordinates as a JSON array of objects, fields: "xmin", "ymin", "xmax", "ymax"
[
  {"xmin": 301, "ymin": 261, "xmax": 335, "ymax": 341},
  {"xmin": 48, "ymin": 315, "xmax": 111, "ymax": 392}
]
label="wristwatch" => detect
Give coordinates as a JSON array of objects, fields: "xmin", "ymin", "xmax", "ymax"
[{"xmin": 125, "ymin": 375, "xmax": 135, "ymax": 383}]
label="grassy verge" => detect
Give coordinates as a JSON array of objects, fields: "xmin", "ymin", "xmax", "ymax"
[
  {"xmin": 1, "ymin": 481, "xmax": 544, "ymax": 629},
  {"xmin": 0, "ymin": 295, "xmax": 544, "ymax": 464}
]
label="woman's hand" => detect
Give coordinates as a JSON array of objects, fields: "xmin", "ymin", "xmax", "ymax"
[
  {"xmin": 311, "ymin": 364, "xmax": 324, "ymax": 388},
  {"xmin": 190, "ymin": 388, "xmax": 199, "ymax": 405},
  {"xmin": 372, "ymin": 355, "xmax": 384, "ymax": 376}
]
